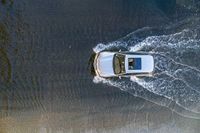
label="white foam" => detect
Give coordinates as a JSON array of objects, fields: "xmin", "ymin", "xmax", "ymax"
[{"xmin": 93, "ymin": 25, "xmax": 200, "ymax": 119}]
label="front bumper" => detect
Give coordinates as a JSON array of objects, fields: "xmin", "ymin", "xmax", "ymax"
[{"xmin": 93, "ymin": 53, "xmax": 100, "ymax": 76}]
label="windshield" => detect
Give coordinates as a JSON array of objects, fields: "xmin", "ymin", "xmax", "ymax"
[{"xmin": 113, "ymin": 53, "xmax": 125, "ymax": 75}]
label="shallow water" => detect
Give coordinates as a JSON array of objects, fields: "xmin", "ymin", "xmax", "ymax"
[
  {"xmin": 1, "ymin": 0, "xmax": 200, "ymax": 133},
  {"xmin": 93, "ymin": 19, "xmax": 200, "ymax": 118}
]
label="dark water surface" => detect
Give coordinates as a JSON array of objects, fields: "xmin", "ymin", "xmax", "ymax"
[{"xmin": 0, "ymin": 0, "xmax": 200, "ymax": 132}]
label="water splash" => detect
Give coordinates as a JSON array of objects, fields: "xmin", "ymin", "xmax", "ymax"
[{"xmin": 93, "ymin": 18, "xmax": 200, "ymax": 119}]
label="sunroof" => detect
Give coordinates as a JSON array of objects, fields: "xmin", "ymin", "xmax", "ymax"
[{"xmin": 128, "ymin": 58, "xmax": 141, "ymax": 70}]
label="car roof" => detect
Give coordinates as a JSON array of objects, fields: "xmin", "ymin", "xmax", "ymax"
[{"xmin": 124, "ymin": 54, "xmax": 154, "ymax": 74}]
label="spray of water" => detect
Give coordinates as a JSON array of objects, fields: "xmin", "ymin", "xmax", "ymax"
[{"xmin": 93, "ymin": 18, "xmax": 200, "ymax": 119}]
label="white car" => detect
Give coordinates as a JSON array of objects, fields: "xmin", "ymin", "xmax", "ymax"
[{"xmin": 93, "ymin": 51, "xmax": 154, "ymax": 78}]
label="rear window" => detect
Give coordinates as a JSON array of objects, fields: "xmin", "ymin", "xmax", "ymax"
[{"xmin": 128, "ymin": 58, "xmax": 141, "ymax": 70}]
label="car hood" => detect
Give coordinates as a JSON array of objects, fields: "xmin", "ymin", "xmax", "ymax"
[{"xmin": 97, "ymin": 52, "xmax": 115, "ymax": 77}]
